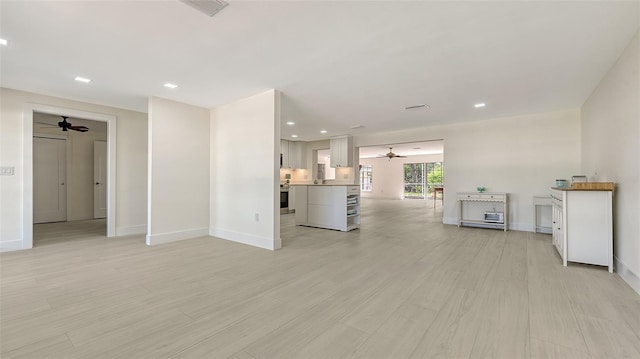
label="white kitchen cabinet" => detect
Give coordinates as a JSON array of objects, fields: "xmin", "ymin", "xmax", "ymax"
[
  {"xmin": 289, "ymin": 141, "xmax": 306, "ymax": 169},
  {"xmin": 295, "ymin": 185, "xmax": 360, "ymax": 231},
  {"xmin": 550, "ymin": 188, "xmax": 613, "ymax": 272},
  {"xmin": 280, "ymin": 140, "xmax": 306, "ymax": 169},
  {"xmin": 551, "ymin": 193, "xmax": 565, "ymax": 260},
  {"xmin": 288, "ymin": 186, "xmax": 296, "ymax": 211},
  {"xmin": 330, "ymin": 136, "xmax": 354, "ymax": 168},
  {"xmin": 295, "ymin": 186, "xmax": 308, "ymax": 223},
  {"xmin": 280, "ymin": 140, "xmax": 290, "ymax": 168}
]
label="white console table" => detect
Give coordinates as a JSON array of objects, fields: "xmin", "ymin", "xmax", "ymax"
[
  {"xmin": 457, "ymin": 192, "xmax": 508, "ymax": 231},
  {"xmin": 533, "ymin": 195, "xmax": 552, "ymax": 234}
]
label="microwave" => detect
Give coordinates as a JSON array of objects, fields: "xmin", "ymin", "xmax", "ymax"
[{"xmin": 484, "ymin": 212, "xmax": 504, "ymax": 223}]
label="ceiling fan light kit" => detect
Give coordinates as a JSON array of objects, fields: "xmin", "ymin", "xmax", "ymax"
[{"xmin": 57, "ymin": 116, "xmax": 89, "ymax": 132}]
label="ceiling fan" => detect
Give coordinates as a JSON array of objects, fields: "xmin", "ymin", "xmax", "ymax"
[
  {"xmin": 379, "ymin": 147, "xmax": 406, "ymax": 160},
  {"xmin": 36, "ymin": 116, "xmax": 89, "ymax": 132}
]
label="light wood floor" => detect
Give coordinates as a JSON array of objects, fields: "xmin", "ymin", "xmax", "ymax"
[
  {"xmin": 33, "ymin": 218, "xmax": 106, "ymax": 246},
  {"xmin": 1, "ymin": 199, "xmax": 639, "ymax": 358}
]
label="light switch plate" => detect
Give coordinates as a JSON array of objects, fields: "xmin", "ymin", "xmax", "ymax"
[{"xmin": 0, "ymin": 166, "xmax": 15, "ymax": 176}]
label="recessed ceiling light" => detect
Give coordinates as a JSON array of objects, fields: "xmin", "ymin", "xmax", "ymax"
[
  {"xmin": 474, "ymin": 103, "xmax": 486, "ymax": 108},
  {"xmin": 0, "ymin": 38, "xmax": 7, "ymax": 46},
  {"xmin": 74, "ymin": 76, "xmax": 91, "ymax": 83},
  {"xmin": 405, "ymin": 104, "xmax": 430, "ymax": 111},
  {"xmin": 291, "ymin": 135, "xmax": 298, "ymax": 138},
  {"xmin": 164, "ymin": 83, "xmax": 178, "ymax": 89},
  {"xmin": 320, "ymin": 130, "xmax": 327, "ymax": 134},
  {"xmin": 286, "ymin": 121, "xmax": 295, "ymax": 125}
]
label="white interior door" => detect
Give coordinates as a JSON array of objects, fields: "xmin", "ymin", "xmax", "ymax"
[
  {"xmin": 34, "ymin": 137, "xmax": 67, "ymax": 223},
  {"xmin": 94, "ymin": 140, "xmax": 107, "ymax": 219}
]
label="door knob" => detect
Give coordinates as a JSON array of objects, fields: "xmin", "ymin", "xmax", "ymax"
[
  {"xmin": 60, "ymin": 182, "xmax": 65, "ymax": 185},
  {"xmin": 96, "ymin": 182, "xmax": 100, "ymax": 185}
]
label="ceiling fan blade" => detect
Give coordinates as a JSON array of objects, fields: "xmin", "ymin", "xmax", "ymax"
[
  {"xmin": 35, "ymin": 121, "xmax": 58, "ymax": 127},
  {"xmin": 69, "ymin": 126, "xmax": 89, "ymax": 132}
]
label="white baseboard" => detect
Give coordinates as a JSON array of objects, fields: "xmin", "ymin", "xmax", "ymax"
[
  {"xmin": 615, "ymin": 256, "xmax": 640, "ymax": 295},
  {"xmin": 146, "ymin": 227, "xmax": 209, "ymax": 246},
  {"xmin": 0, "ymin": 239, "xmax": 24, "ymax": 253},
  {"xmin": 116, "ymin": 224, "xmax": 146, "ymax": 237},
  {"xmin": 209, "ymin": 228, "xmax": 280, "ymax": 251}
]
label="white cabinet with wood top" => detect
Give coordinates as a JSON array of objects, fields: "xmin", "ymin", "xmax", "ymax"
[{"xmin": 550, "ymin": 188, "xmax": 613, "ymax": 272}]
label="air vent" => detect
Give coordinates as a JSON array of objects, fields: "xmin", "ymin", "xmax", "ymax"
[
  {"xmin": 405, "ymin": 104, "xmax": 430, "ymax": 111},
  {"xmin": 350, "ymin": 124, "xmax": 365, "ymax": 129},
  {"xmin": 180, "ymin": 0, "xmax": 228, "ymax": 17}
]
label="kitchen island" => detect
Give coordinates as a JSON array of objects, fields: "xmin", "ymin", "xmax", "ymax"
[{"xmin": 293, "ymin": 184, "xmax": 360, "ymax": 231}]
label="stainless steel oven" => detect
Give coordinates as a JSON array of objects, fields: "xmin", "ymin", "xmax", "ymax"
[{"xmin": 280, "ymin": 188, "xmax": 289, "ymax": 214}]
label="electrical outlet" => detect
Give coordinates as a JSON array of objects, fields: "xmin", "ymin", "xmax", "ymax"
[
  {"xmin": 0, "ymin": 166, "xmax": 15, "ymax": 176},
  {"xmin": 343, "ymin": 174, "xmax": 348, "ymax": 179},
  {"xmin": 254, "ymin": 213, "xmax": 259, "ymax": 222}
]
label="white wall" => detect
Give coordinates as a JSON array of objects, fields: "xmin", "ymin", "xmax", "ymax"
[
  {"xmin": 360, "ymin": 154, "xmax": 444, "ymax": 199},
  {"xmin": 581, "ymin": 31, "xmax": 639, "ymax": 293},
  {"xmin": 0, "ymin": 88, "xmax": 148, "ymax": 250},
  {"xmin": 210, "ymin": 89, "xmax": 281, "ymax": 250},
  {"xmin": 146, "ymin": 97, "xmax": 210, "ymax": 245},
  {"xmin": 33, "ymin": 113, "xmax": 108, "ymax": 221},
  {"xmin": 356, "ymin": 109, "xmax": 582, "ymax": 231}
]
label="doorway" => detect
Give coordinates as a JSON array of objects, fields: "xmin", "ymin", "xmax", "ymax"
[
  {"xmin": 22, "ymin": 104, "xmax": 117, "ymax": 249},
  {"xmin": 32, "ymin": 113, "xmax": 109, "ymax": 245}
]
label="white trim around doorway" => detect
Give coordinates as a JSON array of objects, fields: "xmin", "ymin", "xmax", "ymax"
[{"xmin": 22, "ymin": 104, "xmax": 117, "ymax": 249}]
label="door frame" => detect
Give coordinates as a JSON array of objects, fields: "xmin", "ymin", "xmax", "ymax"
[
  {"xmin": 93, "ymin": 140, "xmax": 108, "ymax": 219},
  {"xmin": 23, "ymin": 104, "xmax": 117, "ymax": 248}
]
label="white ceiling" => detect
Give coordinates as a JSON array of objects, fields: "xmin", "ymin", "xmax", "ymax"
[{"xmin": 1, "ymin": 1, "xmax": 638, "ymax": 142}]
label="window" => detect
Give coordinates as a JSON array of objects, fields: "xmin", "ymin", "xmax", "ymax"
[
  {"xmin": 426, "ymin": 162, "xmax": 444, "ymax": 197},
  {"xmin": 360, "ymin": 165, "xmax": 372, "ymax": 191},
  {"xmin": 403, "ymin": 162, "xmax": 444, "ymax": 199},
  {"xmin": 403, "ymin": 163, "xmax": 425, "ymax": 199}
]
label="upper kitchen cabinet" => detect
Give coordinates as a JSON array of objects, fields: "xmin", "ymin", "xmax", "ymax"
[
  {"xmin": 289, "ymin": 141, "xmax": 306, "ymax": 169},
  {"xmin": 280, "ymin": 140, "xmax": 290, "ymax": 168},
  {"xmin": 281, "ymin": 139, "xmax": 307, "ymax": 169},
  {"xmin": 330, "ymin": 136, "xmax": 354, "ymax": 168}
]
